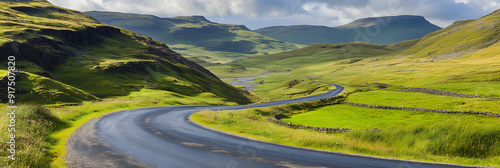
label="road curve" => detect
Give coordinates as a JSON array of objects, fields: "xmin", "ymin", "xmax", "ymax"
[{"xmin": 66, "ymin": 84, "xmax": 472, "ymax": 168}]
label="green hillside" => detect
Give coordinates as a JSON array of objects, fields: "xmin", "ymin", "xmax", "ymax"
[
  {"xmin": 84, "ymin": 11, "xmax": 303, "ymax": 63},
  {"xmin": 0, "ymin": 71, "xmax": 100, "ymax": 104},
  {"xmin": 254, "ymin": 15, "xmax": 441, "ymax": 45},
  {"xmin": 0, "ymin": 0, "xmax": 252, "ymax": 105},
  {"xmin": 236, "ymin": 42, "xmax": 414, "ymax": 70}
]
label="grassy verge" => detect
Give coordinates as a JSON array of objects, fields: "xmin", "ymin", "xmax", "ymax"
[
  {"xmin": 191, "ymin": 96, "xmax": 500, "ymax": 167},
  {"xmin": 0, "ymin": 105, "xmax": 60, "ymax": 167},
  {"xmin": 0, "ymin": 89, "xmax": 237, "ymax": 167}
]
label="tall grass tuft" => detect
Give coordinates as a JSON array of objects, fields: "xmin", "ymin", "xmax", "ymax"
[
  {"xmin": 0, "ymin": 105, "xmax": 63, "ymax": 167},
  {"xmin": 425, "ymin": 124, "xmax": 499, "ymax": 158}
]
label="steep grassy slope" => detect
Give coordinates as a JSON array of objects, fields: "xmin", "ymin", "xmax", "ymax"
[
  {"xmin": 400, "ymin": 12, "xmax": 500, "ymax": 58},
  {"xmin": 255, "ymin": 15, "xmax": 441, "ymax": 45},
  {"xmin": 0, "ymin": 71, "xmax": 99, "ymax": 104},
  {"xmin": 0, "ymin": 0, "xmax": 252, "ymax": 105},
  {"xmin": 85, "ymin": 11, "xmax": 302, "ymax": 63}
]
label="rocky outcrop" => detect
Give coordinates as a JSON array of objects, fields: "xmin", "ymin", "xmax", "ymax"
[
  {"xmin": 342, "ymin": 102, "xmax": 500, "ymax": 117},
  {"xmin": 351, "ymin": 82, "xmax": 393, "ymax": 88},
  {"xmin": 0, "ymin": 37, "xmax": 76, "ymax": 71},
  {"xmin": 11, "ymin": 6, "xmax": 69, "ymax": 15},
  {"xmin": 0, "ymin": 26, "xmax": 121, "ymax": 71},
  {"xmin": 0, "ymin": 72, "xmax": 25, "ymax": 103},
  {"xmin": 41, "ymin": 26, "xmax": 121, "ymax": 45},
  {"xmin": 92, "ymin": 61, "xmax": 157, "ymax": 73},
  {"xmin": 267, "ymin": 114, "xmax": 351, "ymax": 133}
]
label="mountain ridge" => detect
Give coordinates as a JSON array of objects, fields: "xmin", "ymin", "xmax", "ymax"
[
  {"xmin": 337, "ymin": 15, "xmax": 430, "ymax": 28},
  {"xmin": 85, "ymin": 11, "xmax": 302, "ymax": 63},
  {"xmin": 254, "ymin": 15, "xmax": 441, "ymax": 45}
]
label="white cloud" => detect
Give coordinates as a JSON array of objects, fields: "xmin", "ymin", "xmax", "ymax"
[{"xmin": 455, "ymin": 0, "xmax": 470, "ymax": 4}]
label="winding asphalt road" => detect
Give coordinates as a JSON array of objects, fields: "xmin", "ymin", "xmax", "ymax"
[{"xmin": 67, "ymin": 84, "xmax": 473, "ymax": 168}]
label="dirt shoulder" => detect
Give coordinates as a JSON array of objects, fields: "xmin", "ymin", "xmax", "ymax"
[{"xmin": 65, "ymin": 116, "xmax": 150, "ymax": 168}]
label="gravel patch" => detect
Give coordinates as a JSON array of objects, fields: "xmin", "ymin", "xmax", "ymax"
[
  {"xmin": 231, "ymin": 76, "xmax": 261, "ymax": 91},
  {"xmin": 65, "ymin": 116, "xmax": 150, "ymax": 168}
]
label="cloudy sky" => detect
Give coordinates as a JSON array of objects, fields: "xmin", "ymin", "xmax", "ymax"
[{"xmin": 47, "ymin": 0, "xmax": 500, "ymax": 30}]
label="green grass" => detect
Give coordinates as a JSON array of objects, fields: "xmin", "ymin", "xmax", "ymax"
[
  {"xmin": 204, "ymin": 64, "xmax": 261, "ymax": 78},
  {"xmin": 423, "ymin": 82, "xmax": 500, "ymax": 98},
  {"xmin": 282, "ymin": 104, "xmax": 499, "ymax": 129},
  {"xmin": 170, "ymin": 44, "xmax": 251, "ymax": 63},
  {"xmin": 401, "ymin": 9, "xmax": 500, "ymax": 59},
  {"xmin": 3, "ymin": 71, "xmax": 100, "ymax": 104},
  {"xmin": 232, "ymin": 42, "xmax": 401, "ymax": 70},
  {"xmin": 250, "ymin": 74, "xmax": 333, "ymax": 101},
  {"xmin": 0, "ymin": 0, "xmax": 104, "ymax": 42},
  {"xmin": 0, "ymin": 105, "xmax": 62, "ymax": 168},
  {"xmin": 345, "ymin": 89, "xmax": 500, "ymax": 114},
  {"xmin": 114, "ymin": 89, "xmax": 238, "ymax": 106},
  {"xmin": 191, "ymin": 101, "xmax": 500, "ymax": 167}
]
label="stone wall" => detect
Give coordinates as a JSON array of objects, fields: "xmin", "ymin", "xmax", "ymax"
[
  {"xmin": 267, "ymin": 114, "xmax": 350, "ymax": 133},
  {"xmin": 342, "ymin": 102, "xmax": 500, "ymax": 117},
  {"xmin": 383, "ymin": 87, "xmax": 498, "ymax": 99}
]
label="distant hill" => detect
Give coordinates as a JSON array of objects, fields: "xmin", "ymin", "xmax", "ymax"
[
  {"xmin": 254, "ymin": 15, "xmax": 441, "ymax": 45},
  {"xmin": 84, "ymin": 11, "xmax": 302, "ymax": 63},
  {"xmin": 0, "ymin": 0, "xmax": 251, "ymax": 104},
  {"xmin": 225, "ymin": 40, "xmax": 418, "ymax": 71}
]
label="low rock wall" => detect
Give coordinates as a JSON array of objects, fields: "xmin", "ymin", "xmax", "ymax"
[
  {"xmin": 267, "ymin": 114, "xmax": 350, "ymax": 133},
  {"xmin": 342, "ymin": 102, "xmax": 500, "ymax": 117},
  {"xmin": 383, "ymin": 87, "xmax": 498, "ymax": 99}
]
